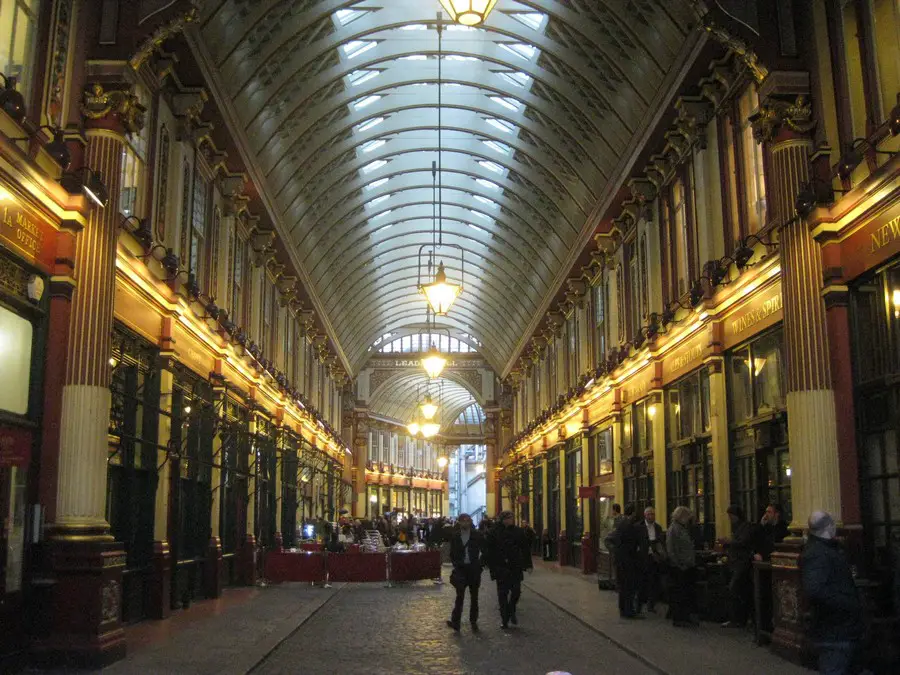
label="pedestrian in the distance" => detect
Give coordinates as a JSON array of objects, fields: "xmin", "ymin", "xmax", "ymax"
[
  {"xmin": 446, "ymin": 513, "xmax": 484, "ymax": 632},
  {"xmin": 802, "ymin": 510, "xmax": 867, "ymax": 675},
  {"xmin": 637, "ymin": 506, "xmax": 666, "ymax": 614},
  {"xmin": 613, "ymin": 504, "xmax": 642, "ymax": 619},
  {"xmin": 667, "ymin": 506, "xmax": 698, "ymax": 627},
  {"xmin": 486, "ymin": 510, "xmax": 533, "ymax": 629}
]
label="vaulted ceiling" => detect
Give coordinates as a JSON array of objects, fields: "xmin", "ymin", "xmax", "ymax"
[
  {"xmin": 196, "ymin": 0, "xmax": 698, "ymax": 375},
  {"xmin": 368, "ymin": 372, "xmax": 479, "ymax": 433}
]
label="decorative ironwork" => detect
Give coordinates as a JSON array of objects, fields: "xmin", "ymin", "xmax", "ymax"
[{"xmin": 81, "ymin": 83, "xmax": 147, "ymax": 134}]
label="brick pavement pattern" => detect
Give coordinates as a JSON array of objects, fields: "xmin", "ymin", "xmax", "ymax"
[{"xmin": 252, "ymin": 580, "xmax": 656, "ymax": 675}]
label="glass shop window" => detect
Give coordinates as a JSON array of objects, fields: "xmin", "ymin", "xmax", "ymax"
[
  {"xmin": 0, "ymin": 304, "xmax": 32, "ymax": 415},
  {"xmin": 118, "ymin": 86, "xmax": 150, "ymax": 218},
  {"xmin": 0, "ymin": 0, "xmax": 41, "ymax": 115},
  {"xmin": 667, "ymin": 367, "xmax": 711, "ymax": 442},
  {"xmin": 593, "ymin": 427, "xmax": 613, "ymax": 476},
  {"xmin": 729, "ymin": 329, "xmax": 786, "ymax": 422}
]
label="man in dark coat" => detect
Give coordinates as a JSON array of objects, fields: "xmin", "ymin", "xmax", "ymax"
[
  {"xmin": 802, "ymin": 510, "xmax": 865, "ymax": 675},
  {"xmin": 485, "ymin": 510, "xmax": 533, "ymax": 629},
  {"xmin": 720, "ymin": 505, "xmax": 756, "ymax": 628},
  {"xmin": 613, "ymin": 504, "xmax": 642, "ymax": 619},
  {"xmin": 446, "ymin": 513, "xmax": 485, "ymax": 632},
  {"xmin": 755, "ymin": 503, "xmax": 789, "ymax": 561},
  {"xmin": 636, "ymin": 506, "xmax": 666, "ymax": 614}
]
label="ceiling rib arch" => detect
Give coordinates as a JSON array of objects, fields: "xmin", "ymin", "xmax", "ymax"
[{"xmin": 199, "ymin": 0, "xmax": 696, "ymax": 373}]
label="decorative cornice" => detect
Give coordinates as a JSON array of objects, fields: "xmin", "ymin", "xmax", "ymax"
[
  {"xmin": 129, "ymin": 4, "xmax": 199, "ymax": 72},
  {"xmin": 81, "ymin": 83, "xmax": 146, "ymax": 134}
]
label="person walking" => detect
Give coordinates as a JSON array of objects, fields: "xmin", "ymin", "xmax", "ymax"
[
  {"xmin": 666, "ymin": 506, "xmax": 698, "ymax": 627},
  {"xmin": 446, "ymin": 513, "xmax": 485, "ymax": 632},
  {"xmin": 637, "ymin": 506, "xmax": 666, "ymax": 614},
  {"xmin": 486, "ymin": 510, "xmax": 533, "ymax": 629},
  {"xmin": 720, "ymin": 505, "xmax": 756, "ymax": 628},
  {"xmin": 802, "ymin": 511, "xmax": 866, "ymax": 675},
  {"xmin": 613, "ymin": 504, "xmax": 642, "ymax": 619}
]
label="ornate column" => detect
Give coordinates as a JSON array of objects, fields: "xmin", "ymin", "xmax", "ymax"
[
  {"xmin": 239, "ymin": 407, "xmax": 258, "ymax": 585},
  {"xmin": 148, "ymin": 335, "xmax": 173, "ymax": 620},
  {"xmin": 649, "ymin": 390, "xmax": 667, "ymax": 527},
  {"xmin": 753, "ymin": 77, "xmax": 842, "ymax": 529},
  {"xmin": 39, "ymin": 82, "xmax": 138, "ymax": 665},
  {"xmin": 611, "ymin": 392, "xmax": 625, "ymax": 506},
  {"xmin": 753, "ymin": 74, "xmax": 840, "ymax": 662},
  {"xmin": 706, "ymin": 357, "xmax": 732, "ymax": 539},
  {"xmin": 557, "ymin": 436, "xmax": 568, "ymax": 566},
  {"xmin": 484, "ymin": 408, "xmax": 500, "ymax": 517},
  {"xmin": 205, "ymin": 368, "xmax": 225, "ymax": 598}
]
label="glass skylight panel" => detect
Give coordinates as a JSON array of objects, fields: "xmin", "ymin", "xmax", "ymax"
[
  {"xmin": 447, "ymin": 24, "xmax": 477, "ymax": 32},
  {"xmin": 364, "ymin": 177, "xmax": 389, "ymax": 191},
  {"xmin": 497, "ymin": 71, "xmax": 532, "ymax": 89},
  {"xmin": 468, "ymin": 223, "xmax": 487, "ymax": 233},
  {"xmin": 342, "ymin": 40, "xmax": 377, "ymax": 59},
  {"xmin": 509, "ymin": 13, "xmax": 546, "ymax": 30},
  {"xmin": 348, "ymin": 69, "xmax": 380, "ymax": 86},
  {"xmin": 498, "ymin": 43, "xmax": 537, "ymax": 61},
  {"xmin": 400, "ymin": 23, "xmax": 427, "ymax": 30},
  {"xmin": 490, "ymin": 96, "xmax": 521, "ymax": 112},
  {"xmin": 355, "ymin": 116, "xmax": 384, "ymax": 133},
  {"xmin": 374, "ymin": 222, "xmax": 393, "ymax": 232},
  {"xmin": 360, "ymin": 139, "xmax": 386, "ymax": 153},
  {"xmin": 372, "ymin": 210, "xmax": 392, "ymax": 220},
  {"xmin": 476, "ymin": 178, "xmax": 501, "ymax": 190},
  {"xmin": 474, "ymin": 196, "xmax": 498, "ymax": 208},
  {"xmin": 400, "ymin": 54, "xmax": 427, "ymax": 61},
  {"xmin": 367, "ymin": 194, "xmax": 391, "ymax": 207},
  {"xmin": 362, "ymin": 159, "xmax": 387, "ymax": 173},
  {"xmin": 478, "ymin": 160, "xmax": 504, "ymax": 174},
  {"xmin": 482, "ymin": 141, "xmax": 511, "ymax": 155},
  {"xmin": 353, "ymin": 95, "xmax": 381, "ymax": 110},
  {"xmin": 470, "ymin": 209, "xmax": 493, "ymax": 222},
  {"xmin": 486, "ymin": 118, "xmax": 515, "ymax": 134},
  {"xmin": 335, "ymin": 9, "xmax": 367, "ymax": 26},
  {"xmin": 444, "ymin": 54, "xmax": 478, "ymax": 62}
]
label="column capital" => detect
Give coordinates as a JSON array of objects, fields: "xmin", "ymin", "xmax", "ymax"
[{"xmin": 751, "ymin": 71, "xmax": 815, "ymax": 144}]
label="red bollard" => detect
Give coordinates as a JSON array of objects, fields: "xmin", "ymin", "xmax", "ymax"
[
  {"xmin": 581, "ymin": 532, "xmax": 596, "ymax": 574},
  {"xmin": 558, "ymin": 530, "xmax": 569, "ymax": 567}
]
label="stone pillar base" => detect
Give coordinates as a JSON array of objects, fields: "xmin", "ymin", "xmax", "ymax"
[
  {"xmin": 769, "ymin": 538, "xmax": 813, "ymax": 666},
  {"xmin": 205, "ymin": 537, "xmax": 223, "ymax": 599},
  {"xmin": 31, "ymin": 538, "xmax": 126, "ymax": 669},
  {"xmin": 238, "ymin": 534, "xmax": 257, "ymax": 586},
  {"xmin": 147, "ymin": 540, "xmax": 171, "ymax": 620}
]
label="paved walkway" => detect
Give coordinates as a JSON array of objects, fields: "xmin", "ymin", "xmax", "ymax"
[
  {"xmin": 524, "ymin": 560, "xmax": 808, "ymax": 675},
  {"xmin": 27, "ymin": 564, "xmax": 811, "ymax": 675}
]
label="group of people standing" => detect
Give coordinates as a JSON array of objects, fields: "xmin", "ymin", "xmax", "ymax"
[
  {"xmin": 607, "ymin": 502, "xmax": 790, "ymax": 627},
  {"xmin": 445, "ymin": 510, "xmax": 534, "ymax": 632}
]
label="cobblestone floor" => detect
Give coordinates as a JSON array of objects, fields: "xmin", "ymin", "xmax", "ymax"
[
  {"xmin": 27, "ymin": 565, "xmax": 814, "ymax": 675},
  {"xmin": 251, "ymin": 580, "xmax": 655, "ymax": 675}
]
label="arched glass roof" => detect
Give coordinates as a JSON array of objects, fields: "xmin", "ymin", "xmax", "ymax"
[{"xmin": 198, "ymin": 0, "xmax": 696, "ymax": 374}]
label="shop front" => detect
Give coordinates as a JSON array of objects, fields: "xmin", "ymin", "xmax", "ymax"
[
  {"xmin": 662, "ymin": 327, "xmax": 715, "ymax": 544},
  {"xmin": 0, "ymin": 180, "xmax": 55, "ymax": 668},
  {"xmin": 563, "ymin": 435, "xmax": 583, "ymax": 567},
  {"xmin": 620, "ymin": 368, "xmax": 657, "ymax": 516}
]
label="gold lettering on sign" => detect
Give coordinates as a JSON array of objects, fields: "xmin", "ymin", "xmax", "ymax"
[
  {"xmin": 624, "ymin": 379, "xmax": 648, "ymax": 403},
  {"xmin": 870, "ymin": 214, "xmax": 900, "ymax": 254},
  {"xmin": 729, "ymin": 293, "xmax": 783, "ymax": 337},
  {"xmin": 670, "ymin": 343, "xmax": 704, "ymax": 374},
  {"xmin": 1, "ymin": 204, "xmax": 45, "ymax": 259}
]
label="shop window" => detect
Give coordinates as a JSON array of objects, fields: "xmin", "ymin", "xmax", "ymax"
[
  {"xmin": 666, "ymin": 368, "xmax": 714, "ymax": 542},
  {"xmin": 189, "ymin": 172, "xmax": 209, "ymax": 285},
  {"xmin": 593, "ymin": 280, "xmax": 607, "ymax": 366},
  {"xmin": 592, "ymin": 427, "xmax": 613, "ymax": 476},
  {"xmin": 737, "ymin": 87, "xmax": 767, "ymax": 234},
  {"xmin": 672, "ymin": 177, "xmax": 689, "ymax": 297},
  {"xmin": 0, "ymin": 0, "xmax": 42, "ymax": 115},
  {"xmin": 254, "ymin": 416, "xmax": 278, "ymax": 547},
  {"xmin": 281, "ymin": 433, "xmax": 299, "ymax": 548},
  {"xmin": 0, "ymin": 304, "xmax": 32, "ymax": 415},
  {"xmin": 727, "ymin": 329, "xmax": 790, "ymax": 524},
  {"xmin": 531, "ymin": 460, "xmax": 543, "ymax": 549},
  {"xmin": 220, "ymin": 396, "xmax": 249, "ymax": 555},
  {"xmin": 565, "ymin": 439, "xmax": 583, "ymax": 545}
]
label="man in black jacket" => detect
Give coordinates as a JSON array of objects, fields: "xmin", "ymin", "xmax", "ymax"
[
  {"xmin": 486, "ymin": 510, "xmax": 533, "ymax": 629},
  {"xmin": 802, "ymin": 511, "xmax": 865, "ymax": 675},
  {"xmin": 446, "ymin": 513, "xmax": 484, "ymax": 632},
  {"xmin": 613, "ymin": 504, "xmax": 642, "ymax": 619},
  {"xmin": 720, "ymin": 505, "xmax": 756, "ymax": 628},
  {"xmin": 636, "ymin": 506, "xmax": 666, "ymax": 614}
]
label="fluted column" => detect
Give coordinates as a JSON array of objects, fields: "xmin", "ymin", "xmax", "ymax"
[
  {"xmin": 53, "ymin": 129, "xmax": 124, "ymax": 537},
  {"xmin": 771, "ymin": 137, "xmax": 841, "ymax": 529},
  {"xmin": 707, "ymin": 359, "xmax": 732, "ymax": 538},
  {"xmin": 650, "ymin": 392, "xmax": 667, "ymax": 527}
]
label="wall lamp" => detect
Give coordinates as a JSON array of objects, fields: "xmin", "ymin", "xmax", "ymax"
[
  {"xmin": 795, "ymin": 178, "xmax": 845, "ymax": 218},
  {"xmin": 0, "ymin": 74, "xmax": 26, "ymax": 123},
  {"xmin": 60, "ymin": 167, "xmax": 108, "ymax": 207},
  {"xmin": 837, "ymin": 138, "xmax": 896, "ymax": 182},
  {"xmin": 889, "ymin": 95, "xmax": 900, "ymax": 137},
  {"xmin": 160, "ymin": 248, "xmax": 180, "ymax": 278},
  {"xmin": 120, "ymin": 215, "xmax": 153, "ymax": 249},
  {"xmin": 10, "ymin": 125, "xmax": 70, "ymax": 169},
  {"xmin": 733, "ymin": 233, "xmax": 778, "ymax": 270}
]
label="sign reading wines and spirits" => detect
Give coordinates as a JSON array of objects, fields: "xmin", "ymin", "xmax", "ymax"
[{"xmin": 723, "ymin": 281, "xmax": 783, "ymax": 349}]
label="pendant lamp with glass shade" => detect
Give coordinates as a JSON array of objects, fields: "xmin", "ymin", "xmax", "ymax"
[
  {"xmin": 439, "ymin": 0, "xmax": 498, "ymax": 26},
  {"xmin": 422, "ymin": 261, "xmax": 461, "ymax": 315},
  {"xmin": 421, "ymin": 421, "xmax": 441, "ymax": 438},
  {"xmin": 421, "ymin": 343, "xmax": 446, "ymax": 378},
  {"xmin": 420, "ymin": 392, "xmax": 438, "ymax": 420}
]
